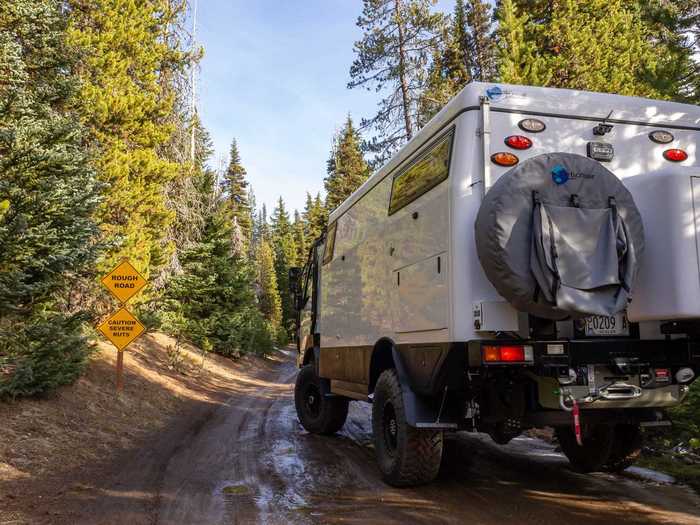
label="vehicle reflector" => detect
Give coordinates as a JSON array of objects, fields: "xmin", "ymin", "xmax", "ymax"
[
  {"xmin": 518, "ymin": 118, "xmax": 546, "ymax": 133},
  {"xmin": 654, "ymin": 368, "xmax": 671, "ymax": 382},
  {"xmin": 483, "ymin": 346, "xmax": 501, "ymax": 362},
  {"xmin": 649, "ymin": 130, "xmax": 674, "ymax": 144},
  {"xmin": 500, "ymin": 346, "xmax": 525, "ymax": 361},
  {"xmin": 482, "ymin": 345, "xmax": 533, "ymax": 363},
  {"xmin": 663, "ymin": 148, "xmax": 688, "ymax": 162},
  {"xmin": 491, "ymin": 152, "xmax": 519, "ymax": 167},
  {"xmin": 504, "ymin": 135, "xmax": 532, "ymax": 150}
]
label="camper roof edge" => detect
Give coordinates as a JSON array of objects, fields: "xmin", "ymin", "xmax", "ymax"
[{"xmin": 328, "ymin": 82, "xmax": 700, "ymax": 223}]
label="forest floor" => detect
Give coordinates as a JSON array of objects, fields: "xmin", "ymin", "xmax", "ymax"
[
  {"xmin": 1, "ymin": 336, "xmax": 700, "ymax": 524},
  {"xmin": 0, "ymin": 331, "xmax": 281, "ymax": 524}
]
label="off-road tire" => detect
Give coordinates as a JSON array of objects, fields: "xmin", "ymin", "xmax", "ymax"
[
  {"xmin": 555, "ymin": 423, "xmax": 615, "ymax": 473},
  {"xmin": 294, "ymin": 364, "xmax": 348, "ymax": 435},
  {"xmin": 604, "ymin": 424, "xmax": 642, "ymax": 472},
  {"xmin": 372, "ymin": 369, "xmax": 443, "ymax": 487}
]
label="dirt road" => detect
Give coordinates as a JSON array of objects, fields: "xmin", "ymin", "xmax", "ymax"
[{"xmin": 57, "ymin": 350, "xmax": 700, "ymax": 525}]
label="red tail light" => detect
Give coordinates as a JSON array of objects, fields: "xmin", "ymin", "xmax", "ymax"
[
  {"xmin": 483, "ymin": 345, "xmax": 533, "ymax": 363},
  {"xmin": 491, "ymin": 152, "xmax": 519, "ymax": 167},
  {"xmin": 505, "ymin": 135, "xmax": 532, "ymax": 150},
  {"xmin": 654, "ymin": 368, "xmax": 671, "ymax": 382},
  {"xmin": 663, "ymin": 148, "xmax": 688, "ymax": 162}
]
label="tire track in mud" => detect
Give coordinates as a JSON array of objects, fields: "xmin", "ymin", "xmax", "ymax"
[{"xmin": 98, "ymin": 350, "xmax": 700, "ymax": 525}]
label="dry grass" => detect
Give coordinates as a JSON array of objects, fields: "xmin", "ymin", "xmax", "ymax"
[{"xmin": 0, "ymin": 332, "xmax": 278, "ymax": 522}]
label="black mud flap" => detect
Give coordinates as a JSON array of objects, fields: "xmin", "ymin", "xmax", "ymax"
[{"xmin": 392, "ymin": 348, "xmax": 459, "ymax": 430}]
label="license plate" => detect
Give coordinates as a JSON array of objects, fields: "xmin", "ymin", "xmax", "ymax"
[{"xmin": 584, "ymin": 313, "xmax": 629, "ymax": 337}]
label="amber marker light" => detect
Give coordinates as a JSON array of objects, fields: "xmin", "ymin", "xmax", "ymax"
[{"xmin": 491, "ymin": 152, "xmax": 519, "ymax": 167}]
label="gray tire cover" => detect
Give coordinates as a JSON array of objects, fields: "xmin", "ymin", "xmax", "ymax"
[{"xmin": 475, "ymin": 153, "xmax": 644, "ymax": 320}]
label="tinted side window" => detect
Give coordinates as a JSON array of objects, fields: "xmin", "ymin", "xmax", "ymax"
[
  {"xmin": 322, "ymin": 222, "xmax": 337, "ymax": 265},
  {"xmin": 389, "ymin": 130, "xmax": 454, "ymax": 215}
]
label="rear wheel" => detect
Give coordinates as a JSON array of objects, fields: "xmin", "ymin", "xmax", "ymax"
[
  {"xmin": 555, "ymin": 423, "xmax": 615, "ymax": 473},
  {"xmin": 604, "ymin": 424, "xmax": 642, "ymax": 472},
  {"xmin": 294, "ymin": 364, "xmax": 348, "ymax": 435},
  {"xmin": 372, "ymin": 369, "xmax": 443, "ymax": 487}
]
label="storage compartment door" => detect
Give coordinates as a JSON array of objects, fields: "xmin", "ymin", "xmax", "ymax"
[{"xmin": 393, "ymin": 253, "xmax": 447, "ymax": 333}]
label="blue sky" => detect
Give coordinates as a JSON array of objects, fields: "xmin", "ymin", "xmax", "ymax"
[{"xmin": 197, "ymin": 1, "xmax": 453, "ymax": 214}]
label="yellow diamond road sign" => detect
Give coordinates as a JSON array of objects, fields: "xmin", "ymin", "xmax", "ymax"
[
  {"xmin": 101, "ymin": 259, "xmax": 147, "ymax": 303},
  {"xmin": 98, "ymin": 308, "xmax": 145, "ymax": 351}
]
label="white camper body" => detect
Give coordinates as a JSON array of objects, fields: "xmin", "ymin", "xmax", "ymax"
[
  {"xmin": 292, "ymin": 83, "xmax": 700, "ymax": 485},
  {"xmin": 320, "ymin": 83, "xmax": 700, "ymax": 351}
]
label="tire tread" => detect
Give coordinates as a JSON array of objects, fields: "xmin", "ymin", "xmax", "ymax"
[{"xmin": 373, "ymin": 369, "xmax": 442, "ymax": 486}]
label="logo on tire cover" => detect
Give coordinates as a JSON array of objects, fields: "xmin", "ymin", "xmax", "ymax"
[{"xmin": 551, "ymin": 164, "xmax": 569, "ymax": 185}]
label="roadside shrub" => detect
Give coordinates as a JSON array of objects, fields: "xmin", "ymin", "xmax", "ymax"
[
  {"xmin": 0, "ymin": 313, "xmax": 93, "ymax": 398},
  {"xmin": 668, "ymin": 381, "xmax": 700, "ymax": 441}
]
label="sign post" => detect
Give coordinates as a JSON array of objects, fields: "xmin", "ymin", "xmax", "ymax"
[
  {"xmin": 98, "ymin": 259, "xmax": 148, "ymax": 392},
  {"xmin": 116, "ymin": 350, "xmax": 124, "ymax": 391}
]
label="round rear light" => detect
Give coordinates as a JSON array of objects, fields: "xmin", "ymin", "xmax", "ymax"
[
  {"xmin": 518, "ymin": 118, "xmax": 546, "ymax": 133},
  {"xmin": 491, "ymin": 152, "xmax": 519, "ymax": 167},
  {"xmin": 505, "ymin": 135, "xmax": 532, "ymax": 150},
  {"xmin": 649, "ymin": 130, "xmax": 674, "ymax": 144},
  {"xmin": 663, "ymin": 148, "xmax": 688, "ymax": 162}
]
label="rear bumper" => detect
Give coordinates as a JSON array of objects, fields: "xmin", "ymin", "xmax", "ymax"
[
  {"xmin": 468, "ymin": 338, "xmax": 700, "ymax": 369},
  {"xmin": 394, "ymin": 339, "xmax": 695, "ymax": 429}
]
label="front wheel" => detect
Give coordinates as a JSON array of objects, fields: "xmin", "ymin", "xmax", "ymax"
[
  {"xmin": 372, "ymin": 369, "xmax": 443, "ymax": 487},
  {"xmin": 294, "ymin": 364, "xmax": 348, "ymax": 435}
]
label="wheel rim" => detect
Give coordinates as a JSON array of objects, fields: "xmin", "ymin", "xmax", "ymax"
[
  {"xmin": 382, "ymin": 402, "xmax": 398, "ymax": 452},
  {"xmin": 303, "ymin": 383, "xmax": 321, "ymax": 419}
]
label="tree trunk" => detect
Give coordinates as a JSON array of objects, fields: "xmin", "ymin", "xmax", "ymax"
[{"xmin": 394, "ymin": 0, "xmax": 413, "ymax": 140}]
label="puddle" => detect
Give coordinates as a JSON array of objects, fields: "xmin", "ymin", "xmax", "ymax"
[{"xmin": 222, "ymin": 484, "xmax": 250, "ymax": 496}]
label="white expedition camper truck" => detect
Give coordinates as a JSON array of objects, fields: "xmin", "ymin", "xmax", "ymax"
[{"xmin": 289, "ymin": 82, "xmax": 700, "ymax": 487}]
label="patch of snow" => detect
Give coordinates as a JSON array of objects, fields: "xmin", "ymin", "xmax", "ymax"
[{"xmin": 625, "ymin": 466, "xmax": 676, "ymax": 484}]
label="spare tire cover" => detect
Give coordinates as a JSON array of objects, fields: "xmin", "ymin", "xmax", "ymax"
[{"xmin": 475, "ymin": 153, "xmax": 644, "ymax": 320}]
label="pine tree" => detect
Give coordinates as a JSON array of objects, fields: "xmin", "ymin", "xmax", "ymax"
[
  {"xmin": 349, "ymin": 0, "xmax": 443, "ymax": 162},
  {"xmin": 419, "ymin": 41, "xmax": 464, "ymax": 126},
  {"xmin": 163, "ymin": 170, "xmax": 272, "ymax": 356},
  {"xmin": 545, "ymin": 0, "xmax": 659, "ymax": 96},
  {"xmin": 271, "ymin": 197, "xmax": 292, "ymax": 239},
  {"xmin": 271, "ymin": 197, "xmax": 297, "ymax": 337},
  {"xmin": 450, "ymin": 0, "xmax": 471, "ymax": 83},
  {"xmin": 465, "ymin": 0, "xmax": 496, "ymax": 82},
  {"xmin": 638, "ymin": 0, "xmax": 699, "ymax": 101},
  {"xmin": 498, "ymin": 0, "xmax": 662, "ymax": 97},
  {"xmin": 293, "ymin": 210, "xmax": 308, "ymax": 266},
  {"xmin": 0, "ymin": 0, "xmax": 101, "ymax": 396},
  {"xmin": 165, "ymin": 114, "xmax": 213, "ymax": 264},
  {"xmin": 246, "ymin": 186, "xmax": 258, "ymax": 259},
  {"xmin": 495, "ymin": 0, "xmax": 551, "ymax": 86},
  {"xmin": 419, "ymin": 0, "xmax": 496, "ymax": 124},
  {"xmin": 303, "ymin": 192, "xmax": 327, "ymax": 242},
  {"xmin": 220, "ymin": 139, "xmax": 253, "ymax": 246},
  {"xmin": 324, "ymin": 116, "xmax": 370, "ymax": 212},
  {"xmin": 68, "ymin": 0, "xmax": 186, "ymax": 282},
  {"xmin": 256, "ymin": 239, "xmax": 282, "ymax": 328},
  {"xmin": 257, "ymin": 203, "xmax": 271, "ymax": 244}
]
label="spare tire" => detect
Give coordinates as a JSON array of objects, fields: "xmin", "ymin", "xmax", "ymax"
[{"xmin": 475, "ymin": 153, "xmax": 644, "ymax": 320}]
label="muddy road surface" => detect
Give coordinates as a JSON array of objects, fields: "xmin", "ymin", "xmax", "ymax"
[{"xmin": 62, "ymin": 351, "xmax": 700, "ymax": 525}]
